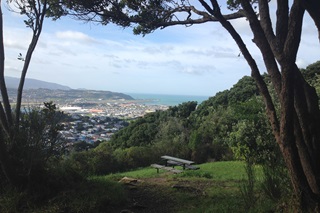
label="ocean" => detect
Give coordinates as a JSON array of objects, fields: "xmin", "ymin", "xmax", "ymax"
[{"xmin": 127, "ymin": 93, "xmax": 210, "ymax": 106}]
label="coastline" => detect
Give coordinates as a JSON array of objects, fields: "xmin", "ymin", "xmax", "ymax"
[{"xmin": 127, "ymin": 93, "xmax": 210, "ymax": 106}]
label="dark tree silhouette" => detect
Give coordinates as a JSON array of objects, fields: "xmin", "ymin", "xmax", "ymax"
[{"xmin": 0, "ymin": 0, "xmax": 64, "ymax": 188}]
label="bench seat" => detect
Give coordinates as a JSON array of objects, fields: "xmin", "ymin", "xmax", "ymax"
[
  {"xmin": 151, "ymin": 164, "xmax": 182, "ymax": 174},
  {"xmin": 185, "ymin": 164, "xmax": 200, "ymax": 170}
]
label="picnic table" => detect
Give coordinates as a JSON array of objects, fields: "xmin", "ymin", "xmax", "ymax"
[{"xmin": 151, "ymin": 155, "xmax": 199, "ymax": 173}]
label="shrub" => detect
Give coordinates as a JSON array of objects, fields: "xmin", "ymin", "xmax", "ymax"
[
  {"xmin": 261, "ymin": 163, "xmax": 290, "ymax": 201},
  {"xmin": 240, "ymin": 160, "xmax": 257, "ymax": 209}
]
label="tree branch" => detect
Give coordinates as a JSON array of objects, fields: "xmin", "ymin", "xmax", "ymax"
[
  {"xmin": 258, "ymin": 0, "xmax": 278, "ymax": 55},
  {"xmin": 302, "ymin": 0, "xmax": 320, "ymax": 40},
  {"xmin": 15, "ymin": 0, "xmax": 47, "ymax": 126},
  {"xmin": 275, "ymin": 0, "xmax": 289, "ymax": 52},
  {"xmin": 0, "ymin": 3, "xmax": 13, "ymax": 130},
  {"xmin": 283, "ymin": 0, "xmax": 304, "ymax": 62},
  {"xmin": 204, "ymin": 0, "xmax": 280, "ymax": 141},
  {"xmin": 157, "ymin": 10, "xmax": 245, "ymax": 29},
  {"xmin": 240, "ymin": 0, "xmax": 282, "ymax": 96}
]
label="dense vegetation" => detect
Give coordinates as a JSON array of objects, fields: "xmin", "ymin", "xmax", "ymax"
[
  {"xmin": 63, "ymin": 61, "xmax": 320, "ymax": 172},
  {"xmin": 0, "ymin": 61, "xmax": 319, "ymax": 212}
]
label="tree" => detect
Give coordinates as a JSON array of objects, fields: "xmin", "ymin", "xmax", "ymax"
[
  {"xmin": 0, "ymin": 1, "xmax": 64, "ymax": 188},
  {"xmin": 301, "ymin": 61, "xmax": 320, "ymax": 96},
  {"xmin": 64, "ymin": 0, "xmax": 320, "ymax": 210}
]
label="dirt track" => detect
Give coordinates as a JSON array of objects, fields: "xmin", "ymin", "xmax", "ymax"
[{"xmin": 113, "ymin": 175, "xmax": 211, "ymax": 213}]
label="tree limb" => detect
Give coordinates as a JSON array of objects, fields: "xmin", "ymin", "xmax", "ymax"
[
  {"xmin": 204, "ymin": 0, "xmax": 280, "ymax": 141},
  {"xmin": 258, "ymin": 0, "xmax": 278, "ymax": 55},
  {"xmin": 275, "ymin": 0, "xmax": 289, "ymax": 52},
  {"xmin": 15, "ymin": 0, "xmax": 47, "ymax": 126},
  {"xmin": 302, "ymin": 0, "xmax": 320, "ymax": 40},
  {"xmin": 0, "ymin": 3, "xmax": 13, "ymax": 130},
  {"xmin": 240, "ymin": 0, "xmax": 282, "ymax": 96},
  {"xmin": 283, "ymin": 0, "xmax": 304, "ymax": 62}
]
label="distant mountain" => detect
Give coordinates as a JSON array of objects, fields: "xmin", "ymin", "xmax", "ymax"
[
  {"xmin": 5, "ymin": 76, "xmax": 134, "ymax": 103},
  {"xmin": 5, "ymin": 76, "xmax": 71, "ymax": 90}
]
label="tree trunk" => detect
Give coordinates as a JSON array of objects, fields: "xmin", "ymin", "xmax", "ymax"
[{"xmin": 302, "ymin": 0, "xmax": 320, "ymax": 39}]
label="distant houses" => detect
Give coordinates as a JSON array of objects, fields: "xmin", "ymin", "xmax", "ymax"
[{"xmin": 58, "ymin": 102, "xmax": 167, "ymax": 150}]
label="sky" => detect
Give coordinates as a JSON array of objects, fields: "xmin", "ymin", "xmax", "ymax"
[{"xmin": 2, "ymin": 1, "xmax": 320, "ymax": 96}]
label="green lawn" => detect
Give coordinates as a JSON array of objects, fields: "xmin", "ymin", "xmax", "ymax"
[{"xmin": 95, "ymin": 161, "xmax": 278, "ymax": 213}]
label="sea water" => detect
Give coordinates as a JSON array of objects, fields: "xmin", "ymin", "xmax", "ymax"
[{"xmin": 127, "ymin": 93, "xmax": 210, "ymax": 106}]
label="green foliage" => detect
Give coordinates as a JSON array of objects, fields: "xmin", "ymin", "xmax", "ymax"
[
  {"xmin": 111, "ymin": 101, "xmax": 197, "ymax": 153},
  {"xmin": 108, "ymin": 75, "xmax": 275, "ymax": 169},
  {"xmin": 261, "ymin": 164, "xmax": 290, "ymax": 201},
  {"xmin": 0, "ymin": 188, "xmax": 27, "ymax": 213},
  {"xmin": 46, "ymin": 178, "xmax": 125, "ymax": 213},
  {"xmin": 167, "ymin": 101, "xmax": 197, "ymax": 118},
  {"xmin": 0, "ymin": 102, "xmax": 65, "ymax": 189},
  {"xmin": 0, "ymin": 157, "xmax": 86, "ymax": 212},
  {"xmin": 152, "ymin": 117, "xmax": 190, "ymax": 157},
  {"xmin": 228, "ymin": 76, "xmax": 259, "ymax": 104},
  {"xmin": 110, "ymin": 111, "xmax": 161, "ymax": 149},
  {"xmin": 226, "ymin": 0, "xmax": 259, "ymax": 10},
  {"xmin": 189, "ymin": 107, "xmax": 235, "ymax": 162},
  {"xmin": 239, "ymin": 160, "xmax": 257, "ymax": 209},
  {"xmin": 301, "ymin": 60, "xmax": 320, "ymax": 96},
  {"xmin": 228, "ymin": 98, "xmax": 277, "ymax": 164},
  {"xmin": 113, "ymin": 146, "xmax": 158, "ymax": 170}
]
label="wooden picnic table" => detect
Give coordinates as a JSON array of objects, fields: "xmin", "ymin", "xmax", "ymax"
[
  {"xmin": 151, "ymin": 155, "xmax": 200, "ymax": 173},
  {"xmin": 161, "ymin": 155, "xmax": 198, "ymax": 170}
]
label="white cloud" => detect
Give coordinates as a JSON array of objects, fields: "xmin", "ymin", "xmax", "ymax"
[
  {"xmin": 55, "ymin": 31, "xmax": 99, "ymax": 44},
  {"xmin": 2, "ymin": 2, "xmax": 320, "ymax": 96}
]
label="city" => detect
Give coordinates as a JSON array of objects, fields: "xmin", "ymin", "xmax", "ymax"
[{"xmin": 58, "ymin": 101, "xmax": 168, "ymax": 147}]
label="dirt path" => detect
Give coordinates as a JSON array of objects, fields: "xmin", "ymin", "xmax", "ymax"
[{"xmin": 112, "ymin": 175, "xmax": 211, "ymax": 213}]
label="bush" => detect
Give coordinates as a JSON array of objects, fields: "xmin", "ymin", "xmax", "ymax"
[
  {"xmin": 0, "ymin": 158, "xmax": 86, "ymax": 212},
  {"xmin": 261, "ymin": 163, "xmax": 290, "ymax": 201},
  {"xmin": 114, "ymin": 146, "xmax": 159, "ymax": 171},
  {"xmin": 240, "ymin": 160, "xmax": 257, "ymax": 209},
  {"xmin": 42, "ymin": 178, "xmax": 126, "ymax": 213}
]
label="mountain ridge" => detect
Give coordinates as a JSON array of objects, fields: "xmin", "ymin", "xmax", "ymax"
[
  {"xmin": 5, "ymin": 76, "xmax": 134, "ymax": 102},
  {"xmin": 5, "ymin": 76, "xmax": 71, "ymax": 90}
]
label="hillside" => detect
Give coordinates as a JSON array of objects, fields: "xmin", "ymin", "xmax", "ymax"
[
  {"xmin": 5, "ymin": 76, "xmax": 71, "ymax": 90},
  {"xmin": 5, "ymin": 76, "xmax": 134, "ymax": 103}
]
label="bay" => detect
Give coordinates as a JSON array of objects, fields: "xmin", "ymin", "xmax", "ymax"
[{"xmin": 127, "ymin": 93, "xmax": 210, "ymax": 106}]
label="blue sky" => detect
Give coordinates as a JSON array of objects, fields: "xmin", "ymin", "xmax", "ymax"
[{"xmin": 3, "ymin": 2, "xmax": 320, "ymax": 96}]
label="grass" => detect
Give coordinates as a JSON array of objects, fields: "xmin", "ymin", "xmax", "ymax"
[
  {"xmin": 0, "ymin": 161, "xmax": 283, "ymax": 212},
  {"xmin": 97, "ymin": 161, "xmax": 277, "ymax": 213},
  {"xmin": 0, "ymin": 178, "xmax": 127, "ymax": 213}
]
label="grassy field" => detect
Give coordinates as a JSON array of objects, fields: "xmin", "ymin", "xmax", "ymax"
[
  {"xmin": 94, "ymin": 161, "xmax": 279, "ymax": 213},
  {"xmin": 0, "ymin": 161, "xmax": 289, "ymax": 212}
]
